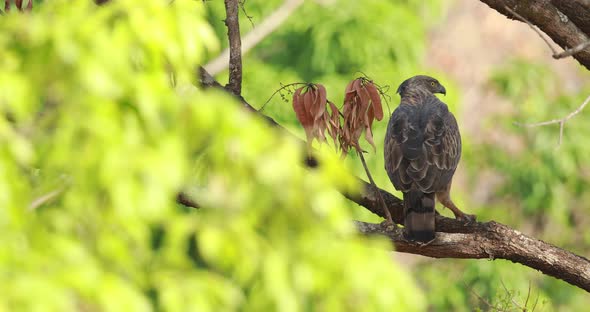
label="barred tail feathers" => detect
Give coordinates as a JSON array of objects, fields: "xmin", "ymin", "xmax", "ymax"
[{"xmin": 403, "ymin": 190, "xmax": 435, "ymax": 242}]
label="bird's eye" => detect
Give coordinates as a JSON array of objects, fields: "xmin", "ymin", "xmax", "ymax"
[{"xmin": 430, "ymin": 82, "xmax": 436, "ymax": 86}]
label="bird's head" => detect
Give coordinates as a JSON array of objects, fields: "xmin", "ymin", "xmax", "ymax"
[{"xmin": 396, "ymin": 75, "xmax": 446, "ymax": 97}]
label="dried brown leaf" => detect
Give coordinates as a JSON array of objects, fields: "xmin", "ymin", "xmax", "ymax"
[
  {"xmin": 315, "ymin": 84, "xmax": 327, "ymax": 120},
  {"xmin": 293, "ymin": 84, "xmax": 338, "ymax": 149},
  {"xmin": 365, "ymin": 109, "xmax": 373, "ymax": 128},
  {"xmin": 367, "ymin": 104, "xmax": 375, "ymax": 130},
  {"xmin": 292, "ymin": 87, "xmax": 303, "ymax": 120},
  {"xmin": 312, "ymin": 88, "xmax": 326, "ymax": 122},
  {"xmin": 345, "ymin": 80, "xmax": 355, "ymax": 94},
  {"xmin": 352, "ymin": 78, "xmax": 362, "ymax": 94},
  {"xmin": 356, "ymin": 81, "xmax": 370, "ymax": 113},
  {"xmin": 364, "ymin": 126, "xmax": 376, "ymax": 151},
  {"xmin": 317, "ymin": 123, "xmax": 326, "ymax": 142},
  {"xmin": 340, "ymin": 78, "xmax": 387, "ymax": 153},
  {"xmin": 344, "ymin": 91, "xmax": 355, "ymax": 105},
  {"xmin": 293, "ymin": 87, "xmax": 313, "ymax": 128},
  {"xmin": 365, "ymin": 82, "xmax": 383, "ymax": 121},
  {"xmin": 359, "ymin": 89, "xmax": 371, "ymax": 127},
  {"xmin": 303, "ymin": 87, "xmax": 313, "ymax": 116},
  {"xmin": 328, "ymin": 101, "xmax": 340, "ymax": 127},
  {"xmin": 327, "ymin": 101, "xmax": 341, "ymax": 147},
  {"xmin": 309, "ymin": 87, "xmax": 318, "ymax": 120}
]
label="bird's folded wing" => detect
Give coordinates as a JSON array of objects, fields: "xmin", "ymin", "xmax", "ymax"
[{"xmin": 384, "ymin": 98, "xmax": 461, "ymax": 193}]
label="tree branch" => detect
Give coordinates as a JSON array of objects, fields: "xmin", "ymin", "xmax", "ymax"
[
  {"xmin": 479, "ymin": 0, "xmax": 590, "ymax": 70},
  {"xmin": 503, "ymin": 5, "xmax": 561, "ymax": 56},
  {"xmin": 205, "ymin": 0, "xmax": 303, "ymax": 76},
  {"xmin": 224, "ymin": 0, "xmax": 242, "ymax": 96},
  {"xmin": 193, "ymin": 67, "xmax": 590, "ymax": 292},
  {"xmin": 176, "ymin": 192, "xmax": 200, "ymax": 209},
  {"xmin": 550, "ymin": 0, "xmax": 590, "ymax": 36},
  {"xmin": 554, "ymin": 40, "xmax": 590, "ymax": 59},
  {"xmin": 503, "ymin": 5, "xmax": 590, "ymax": 61},
  {"xmin": 355, "ymin": 220, "xmax": 590, "ymax": 293}
]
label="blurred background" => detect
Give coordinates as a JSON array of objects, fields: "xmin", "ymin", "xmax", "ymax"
[
  {"xmin": 2, "ymin": 0, "xmax": 589, "ymax": 310},
  {"xmin": 204, "ymin": 0, "xmax": 590, "ymax": 310}
]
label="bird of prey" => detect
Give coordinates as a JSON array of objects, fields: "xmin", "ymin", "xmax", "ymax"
[{"xmin": 384, "ymin": 75, "xmax": 474, "ymax": 242}]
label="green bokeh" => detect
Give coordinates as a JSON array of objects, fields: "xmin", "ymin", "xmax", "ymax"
[{"xmin": 0, "ymin": 1, "xmax": 425, "ymax": 311}]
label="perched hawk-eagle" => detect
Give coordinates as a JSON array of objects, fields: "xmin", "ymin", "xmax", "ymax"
[{"xmin": 384, "ymin": 75, "xmax": 473, "ymax": 242}]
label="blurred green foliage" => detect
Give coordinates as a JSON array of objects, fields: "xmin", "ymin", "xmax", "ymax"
[
  {"xmin": 0, "ymin": 0, "xmax": 426, "ymax": 311},
  {"xmin": 485, "ymin": 60, "xmax": 590, "ymax": 234},
  {"xmin": 469, "ymin": 59, "xmax": 590, "ymax": 310}
]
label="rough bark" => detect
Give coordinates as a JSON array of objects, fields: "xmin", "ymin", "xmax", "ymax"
[
  {"xmin": 551, "ymin": 0, "xmax": 590, "ymax": 35},
  {"xmin": 223, "ymin": 0, "xmax": 243, "ymax": 96},
  {"xmin": 355, "ymin": 221, "xmax": 590, "ymax": 292},
  {"xmin": 192, "ymin": 67, "xmax": 590, "ymax": 293},
  {"xmin": 478, "ymin": 0, "xmax": 590, "ymax": 70}
]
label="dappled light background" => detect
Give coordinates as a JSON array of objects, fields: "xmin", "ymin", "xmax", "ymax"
[{"xmin": 205, "ymin": 0, "xmax": 590, "ymax": 310}]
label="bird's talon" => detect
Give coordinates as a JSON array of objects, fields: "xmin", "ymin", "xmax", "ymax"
[{"xmin": 457, "ymin": 213, "xmax": 476, "ymax": 224}]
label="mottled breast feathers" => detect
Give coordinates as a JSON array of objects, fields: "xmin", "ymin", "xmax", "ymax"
[{"xmin": 384, "ymin": 94, "xmax": 461, "ymax": 193}]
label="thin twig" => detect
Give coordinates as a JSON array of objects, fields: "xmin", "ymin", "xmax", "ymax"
[
  {"xmin": 357, "ymin": 149, "xmax": 395, "ymax": 227},
  {"xmin": 531, "ymin": 290, "xmax": 540, "ymax": 312},
  {"xmin": 504, "ymin": 6, "xmax": 558, "ymax": 55},
  {"xmin": 500, "ymin": 279, "xmax": 524, "ymax": 310},
  {"xmin": 466, "ymin": 282, "xmax": 503, "ymax": 312},
  {"xmin": 238, "ymin": 0, "xmax": 255, "ymax": 28},
  {"xmin": 504, "ymin": 6, "xmax": 590, "ymax": 60},
  {"xmin": 554, "ymin": 40, "xmax": 590, "ymax": 59},
  {"xmin": 514, "ymin": 94, "xmax": 590, "ymax": 146},
  {"xmin": 224, "ymin": 0, "xmax": 243, "ymax": 96},
  {"xmin": 260, "ymin": 82, "xmax": 307, "ymax": 110},
  {"xmin": 353, "ymin": 72, "xmax": 393, "ymax": 115},
  {"xmin": 29, "ymin": 188, "xmax": 64, "ymax": 211},
  {"xmin": 524, "ymin": 281, "xmax": 531, "ymax": 312}
]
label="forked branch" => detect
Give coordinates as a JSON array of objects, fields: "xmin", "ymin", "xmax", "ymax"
[{"xmin": 515, "ymin": 94, "xmax": 590, "ymax": 145}]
